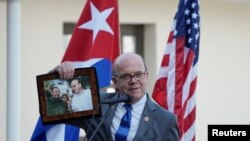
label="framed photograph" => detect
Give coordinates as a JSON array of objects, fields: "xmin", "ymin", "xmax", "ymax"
[{"xmin": 36, "ymin": 67, "xmax": 101, "ymax": 124}]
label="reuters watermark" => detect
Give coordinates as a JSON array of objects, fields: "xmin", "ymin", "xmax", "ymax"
[{"xmin": 208, "ymin": 125, "xmax": 249, "ymax": 140}]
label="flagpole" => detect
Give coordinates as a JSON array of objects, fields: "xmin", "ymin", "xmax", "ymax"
[{"xmin": 7, "ymin": 0, "xmax": 21, "ymax": 141}]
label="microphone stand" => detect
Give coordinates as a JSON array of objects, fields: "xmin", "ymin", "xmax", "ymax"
[{"xmin": 88, "ymin": 104, "xmax": 114, "ymax": 141}]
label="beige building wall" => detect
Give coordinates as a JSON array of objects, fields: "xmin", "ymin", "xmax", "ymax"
[
  {"xmin": 0, "ymin": 2, "xmax": 7, "ymax": 141},
  {"xmin": 1, "ymin": 0, "xmax": 250, "ymax": 141}
]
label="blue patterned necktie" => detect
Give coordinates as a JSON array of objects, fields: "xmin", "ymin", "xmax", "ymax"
[{"xmin": 115, "ymin": 104, "xmax": 132, "ymax": 141}]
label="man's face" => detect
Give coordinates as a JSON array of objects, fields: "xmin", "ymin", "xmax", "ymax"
[
  {"xmin": 51, "ymin": 88, "xmax": 60, "ymax": 98},
  {"xmin": 71, "ymin": 80, "xmax": 82, "ymax": 94},
  {"xmin": 113, "ymin": 57, "xmax": 148, "ymax": 104}
]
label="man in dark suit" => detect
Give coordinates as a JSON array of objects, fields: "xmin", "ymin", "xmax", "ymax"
[
  {"xmin": 46, "ymin": 86, "xmax": 67, "ymax": 116},
  {"xmin": 52, "ymin": 52, "xmax": 180, "ymax": 141}
]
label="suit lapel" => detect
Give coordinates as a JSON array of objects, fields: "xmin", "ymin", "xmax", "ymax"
[{"xmin": 133, "ymin": 96, "xmax": 156, "ymax": 141}]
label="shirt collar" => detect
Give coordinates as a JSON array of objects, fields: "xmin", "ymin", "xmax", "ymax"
[
  {"xmin": 131, "ymin": 93, "xmax": 146, "ymax": 109},
  {"xmin": 119, "ymin": 93, "xmax": 147, "ymax": 111}
]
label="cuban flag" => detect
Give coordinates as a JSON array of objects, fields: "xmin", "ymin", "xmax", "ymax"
[
  {"xmin": 31, "ymin": 0, "xmax": 120, "ymax": 140},
  {"xmin": 62, "ymin": 0, "xmax": 120, "ymax": 87}
]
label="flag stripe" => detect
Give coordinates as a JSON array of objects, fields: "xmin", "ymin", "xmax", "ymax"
[
  {"xmin": 167, "ymin": 38, "xmax": 177, "ymax": 113},
  {"xmin": 181, "ymin": 114, "xmax": 196, "ymax": 141},
  {"xmin": 184, "ymin": 82, "xmax": 196, "ymax": 118},
  {"xmin": 72, "ymin": 59, "xmax": 103, "ymax": 68},
  {"xmin": 184, "ymin": 106, "xmax": 196, "ymax": 132},
  {"xmin": 152, "ymin": 78, "xmax": 168, "ymax": 109},
  {"xmin": 182, "ymin": 51, "xmax": 196, "ymax": 106},
  {"xmin": 157, "ymin": 66, "xmax": 169, "ymax": 79},
  {"xmin": 46, "ymin": 124, "xmax": 65, "ymax": 141},
  {"xmin": 161, "ymin": 55, "xmax": 170, "ymax": 67}
]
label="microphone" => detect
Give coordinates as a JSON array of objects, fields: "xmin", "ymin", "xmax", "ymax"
[{"xmin": 101, "ymin": 94, "xmax": 133, "ymax": 104}]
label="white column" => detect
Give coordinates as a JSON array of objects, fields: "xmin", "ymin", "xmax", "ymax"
[{"xmin": 7, "ymin": 0, "xmax": 21, "ymax": 141}]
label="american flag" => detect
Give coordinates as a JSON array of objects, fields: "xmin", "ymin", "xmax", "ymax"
[{"xmin": 152, "ymin": 0, "xmax": 200, "ymax": 141}]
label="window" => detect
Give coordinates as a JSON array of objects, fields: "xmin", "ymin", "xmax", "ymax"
[{"xmin": 120, "ymin": 24, "xmax": 144, "ymax": 58}]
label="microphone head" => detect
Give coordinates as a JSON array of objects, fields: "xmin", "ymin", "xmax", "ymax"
[
  {"xmin": 101, "ymin": 93, "xmax": 133, "ymax": 104},
  {"xmin": 122, "ymin": 94, "xmax": 133, "ymax": 103}
]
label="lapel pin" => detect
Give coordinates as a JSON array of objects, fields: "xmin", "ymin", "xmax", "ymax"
[{"xmin": 144, "ymin": 116, "xmax": 149, "ymax": 122}]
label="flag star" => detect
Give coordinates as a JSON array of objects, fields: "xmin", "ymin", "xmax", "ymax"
[
  {"xmin": 188, "ymin": 37, "xmax": 193, "ymax": 43},
  {"xmin": 184, "ymin": 0, "xmax": 188, "ymax": 5},
  {"xmin": 195, "ymin": 45, "xmax": 198, "ymax": 50},
  {"xmin": 186, "ymin": 19, "xmax": 191, "ymax": 24},
  {"xmin": 191, "ymin": 2, "xmax": 196, "ymax": 8},
  {"xmin": 192, "ymin": 12, "xmax": 198, "ymax": 19},
  {"xmin": 188, "ymin": 28, "xmax": 191, "ymax": 34},
  {"xmin": 185, "ymin": 9, "xmax": 190, "ymax": 15},
  {"xmin": 174, "ymin": 30, "xmax": 178, "ymax": 36},
  {"xmin": 193, "ymin": 23, "xmax": 199, "ymax": 29},
  {"xmin": 195, "ymin": 32, "xmax": 200, "ymax": 40},
  {"xmin": 78, "ymin": 2, "xmax": 114, "ymax": 44}
]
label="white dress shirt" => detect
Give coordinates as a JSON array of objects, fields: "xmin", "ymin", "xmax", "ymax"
[
  {"xmin": 71, "ymin": 89, "xmax": 93, "ymax": 112},
  {"xmin": 111, "ymin": 93, "xmax": 147, "ymax": 141}
]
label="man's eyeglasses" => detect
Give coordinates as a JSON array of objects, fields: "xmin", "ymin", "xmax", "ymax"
[{"xmin": 114, "ymin": 71, "xmax": 146, "ymax": 81}]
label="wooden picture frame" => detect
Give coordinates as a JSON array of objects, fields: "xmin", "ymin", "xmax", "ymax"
[{"xmin": 36, "ymin": 67, "xmax": 101, "ymax": 124}]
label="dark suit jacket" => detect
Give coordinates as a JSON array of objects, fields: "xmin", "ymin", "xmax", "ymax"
[{"xmin": 69, "ymin": 93, "xmax": 180, "ymax": 141}]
